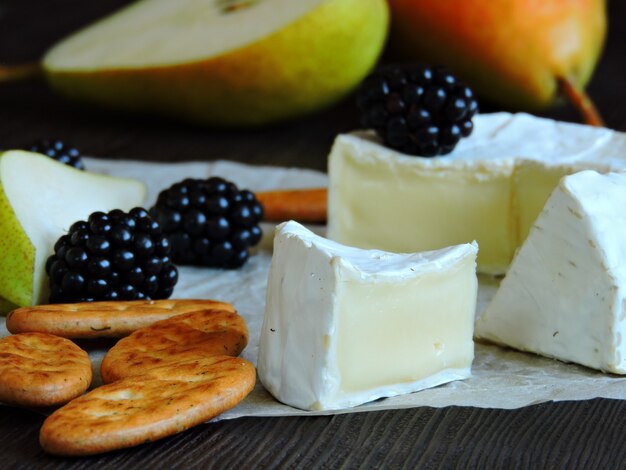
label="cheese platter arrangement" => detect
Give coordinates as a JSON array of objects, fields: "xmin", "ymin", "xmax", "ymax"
[
  {"xmin": 2, "ymin": 117, "xmax": 626, "ymax": 454},
  {"xmin": 0, "ymin": 0, "xmax": 624, "ymax": 462}
]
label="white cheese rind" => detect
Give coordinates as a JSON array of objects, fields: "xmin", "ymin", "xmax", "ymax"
[
  {"xmin": 257, "ymin": 221, "xmax": 478, "ymax": 411},
  {"xmin": 476, "ymin": 170, "xmax": 626, "ymax": 374},
  {"xmin": 327, "ymin": 112, "xmax": 626, "ymax": 274}
]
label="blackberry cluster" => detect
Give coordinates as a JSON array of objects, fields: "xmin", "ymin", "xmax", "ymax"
[
  {"xmin": 26, "ymin": 139, "xmax": 85, "ymax": 170},
  {"xmin": 150, "ymin": 177, "xmax": 263, "ymax": 269},
  {"xmin": 46, "ymin": 208, "xmax": 178, "ymax": 303},
  {"xmin": 356, "ymin": 64, "xmax": 478, "ymax": 157}
]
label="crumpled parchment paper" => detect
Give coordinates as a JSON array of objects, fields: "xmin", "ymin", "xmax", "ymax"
[{"xmin": 2, "ymin": 158, "xmax": 624, "ymax": 419}]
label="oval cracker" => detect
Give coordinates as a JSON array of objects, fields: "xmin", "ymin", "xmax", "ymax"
[
  {"xmin": 0, "ymin": 333, "xmax": 92, "ymax": 407},
  {"xmin": 6, "ymin": 299, "xmax": 234, "ymax": 339},
  {"xmin": 40, "ymin": 355, "xmax": 256, "ymax": 456},
  {"xmin": 101, "ymin": 308, "xmax": 248, "ymax": 383}
]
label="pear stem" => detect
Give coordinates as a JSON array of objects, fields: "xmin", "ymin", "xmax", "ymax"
[
  {"xmin": 558, "ymin": 76, "xmax": 604, "ymax": 127},
  {"xmin": 0, "ymin": 62, "xmax": 42, "ymax": 83}
]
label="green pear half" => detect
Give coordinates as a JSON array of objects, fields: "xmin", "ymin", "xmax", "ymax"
[
  {"xmin": 0, "ymin": 151, "xmax": 147, "ymax": 313},
  {"xmin": 42, "ymin": 0, "xmax": 389, "ymax": 127}
]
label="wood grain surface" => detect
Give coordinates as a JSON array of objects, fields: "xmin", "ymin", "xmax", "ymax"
[{"xmin": 1, "ymin": 1, "xmax": 625, "ymax": 468}]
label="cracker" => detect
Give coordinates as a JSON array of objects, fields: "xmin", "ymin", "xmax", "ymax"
[
  {"xmin": 6, "ymin": 299, "xmax": 234, "ymax": 339},
  {"xmin": 0, "ymin": 333, "xmax": 92, "ymax": 407},
  {"xmin": 40, "ymin": 355, "xmax": 255, "ymax": 456},
  {"xmin": 101, "ymin": 309, "xmax": 248, "ymax": 383}
]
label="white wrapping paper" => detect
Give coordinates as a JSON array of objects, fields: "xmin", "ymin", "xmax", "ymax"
[{"xmin": 2, "ymin": 158, "xmax": 625, "ymax": 419}]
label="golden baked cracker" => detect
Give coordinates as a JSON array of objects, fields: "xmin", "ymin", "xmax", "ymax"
[
  {"xmin": 40, "ymin": 355, "xmax": 256, "ymax": 456},
  {"xmin": 6, "ymin": 299, "xmax": 234, "ymax": 339},
  {"xmin": 0, "ymin": 333, "xmax": 92, "ymax": 407},
  {"xmin": 101, "ymin": 309, "xmax": 248, "ymax": 383}
]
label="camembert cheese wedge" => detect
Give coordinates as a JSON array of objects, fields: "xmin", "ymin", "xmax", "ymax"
[
  {"xmin": 477, "ymin": 171, "xmax": 626, "ymax": 374},
  {"xmin": 328, "ymin": 112, "xmax": 626, "ymax": 274},
  {"xmin": 257, "ymin": 221, "xmax": 478, "ymax": 411}
]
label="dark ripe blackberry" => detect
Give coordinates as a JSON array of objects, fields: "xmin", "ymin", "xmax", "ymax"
[
  {"xmin": 143, "ymin": 256, "xmax": 163, "ymax": 276},
  {"xmin": 113, "ymin": 249, "xmax": 136, "ymax": 272},
  {"xmin": 150, "ymin": 176, "xmax": 263, "ymax": 269},
  {"xmin": 46, "ymin": 207, "xmax": 178, "ymax": 304},
  {"xmin": 142, "ymin": 275, "xmax": 159, "ymax": 296},
  {"xmin": 356, "ymin": 64, "xmax": 478, "ymax": 157},
  {"xmin": 25, "ymin": 139, "xmax": 85, "ymax": 170},
  {"xmin": 65, "ymin": 247, "xmax": 88, "ymax": 269},
  {"xmin": 207, "ymin": 217, "xmax": 230, "ymax": 240},
  {"xmin": 87, "ymin": 279, "xmax": 109, "ymax": 297},
  {"xmin": 109, "ymin": 225, "xmax": 132, "ymax": 246},
  {"xmin": 87, "ymin": 257, "xmax": 111, "ymax": 277},
  {"xmin": 48, "ymin": 259, "xmax": 68, "ymax": 284},
  {"xmin": 249, "ymin": 226, "xmax": 263, "ymax": 245},
  {"xmin": 104, "ymin": 291, "xmax": 119, "ymax": 301},
  {"xmin": 125, "ymin": 266, "xmax": 145, "ymax": 287}
]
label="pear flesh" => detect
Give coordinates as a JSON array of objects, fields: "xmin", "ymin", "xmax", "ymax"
[
  {"xmin": 45, "ymin": 0, "xmax": 334, "ymax": 69},
  {"xmin": 42, "ymin": 0, "xmax": 389, "ymax": 126},
  {"xmin": 0, "ymin": 151, "xmax": 147, "ymax": 312}
]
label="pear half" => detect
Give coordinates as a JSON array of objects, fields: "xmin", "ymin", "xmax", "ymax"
[
  {"xmin": 42, "ymin": 0, "xmax": 389, "ymax": 127},
  {"xmin": 0, "ymin": 151, "xmax": 147, "ymax": 312}
]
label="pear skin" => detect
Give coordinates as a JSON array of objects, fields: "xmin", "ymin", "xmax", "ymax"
[
  {"xmin": 43, "ymin": 0, "xmax": 389, "ymax": 127},
  {"xmin": 0, "ymin": 297, "xmax": 19, "ymax": 316},
  {"xmin": 388, "ymin": 0, "xmax": 606, "ymax": 111},
  {"xmin": 0, "ymin": 185, "xmax": 34, "ymax": 309}
]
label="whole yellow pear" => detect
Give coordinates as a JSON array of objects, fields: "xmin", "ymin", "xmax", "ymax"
[{"xmin": 388, "ymin": 0, "xmax": 606, "ymax": 111}]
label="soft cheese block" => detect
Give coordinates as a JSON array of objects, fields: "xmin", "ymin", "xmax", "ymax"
[
  {"xmin": 477, "ymin": 171, "xmax": 626, "ymax": 374},
  {"xmin": 328, "ymin": 112, "xmax": 626, "ymax": 275},
  {"xmin": 257, "ymin": 221, "xmax": 478, "ymax": 411}
]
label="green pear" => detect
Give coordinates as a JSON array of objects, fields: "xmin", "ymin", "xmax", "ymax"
[
  {"xmin": 40, "ymin": 0, "xmax": 389, "ymax": 127},
  {"xmin": 0, "ymin": 297, "xmax": 18, "ymax": 315},
  {"xmin": 0, "ymin": 151, "xmax": 147, "ymax": 313},
  {"xmin": 387, "ymin": 0, "xmax": 606, "ymax": 117}
]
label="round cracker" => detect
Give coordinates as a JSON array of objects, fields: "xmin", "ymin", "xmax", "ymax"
[
  {"xmin": 0, "ymin": 333, "xmax": 92, "ymax": 407},
  {"xmin": 6, "ymin": 299, "xmax": 234, "ymax": 339},
  {"xmin": 40, "ymin": 355, "xmax": 256, "ymax": 456},
  {"xmin": 101, "ymin": 309, "xmax": 248, "ymax": 383}
]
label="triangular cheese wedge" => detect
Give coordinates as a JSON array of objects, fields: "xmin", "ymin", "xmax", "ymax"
[{"xmin": 476, "ymin": 170, "xmax": 626, "ymax": 374}]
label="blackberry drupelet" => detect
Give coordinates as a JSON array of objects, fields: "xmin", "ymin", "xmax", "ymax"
[
  {"xmin": 150, "ymin": 177, "xmax": 263, "ymax": 269},
  {"xmin": 26, "ymin": 139, "xmax": 85, "ymax": 170},
  {"xmin": 45, "ymin": 208, "xmax": 178, "ymax": 303},
  {"xmin": 356, "ymin": 64, "xmax": 478, "ymax": 157}
]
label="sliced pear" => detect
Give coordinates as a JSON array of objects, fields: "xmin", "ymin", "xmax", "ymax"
[
  {"xmin": 0, "ymin": 297, "xmax": 18, "ymax": 315},
  {"xmin": 42, "ymin": 0, "xmax": 389, "ymax": 127},
  {"xmin": 0, "ymin": 151, "xmax": 147, "ymax": 312}
]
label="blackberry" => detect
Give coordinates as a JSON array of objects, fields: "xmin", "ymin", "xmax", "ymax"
[
  {"xmin": 26, "ymin": 139, "xmax": 85, "ymax": 170},
  {"xmin": 356, "ymin": 64, "xmax": 478, "ymax": 157},
  {"xmin": 45, "ymin": 208, "xmax": 178, "ymax": 303},
  {"xmin": 150, "ymin": 177, "xmax": 263, "ymax": 269}
]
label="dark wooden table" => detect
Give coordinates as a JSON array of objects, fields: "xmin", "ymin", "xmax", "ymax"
[{"xmin": 1, "ymin": 1, "xmax": 625, "ymax": 468}]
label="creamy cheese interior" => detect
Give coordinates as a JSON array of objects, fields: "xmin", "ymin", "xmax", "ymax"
[
  {"xmin": 329, "ymin": 143, "xmax": 513, "ymax": 274},
  {"xmin": 328, "ymin": 113, "xmax": 626, "ymax": 275},
  {"xmin": 513, "ymin": 161, "xmax": 574, "ymax": 244},
  {"xmin": 257, "ymin": 221, "xmax": 478, "ymax": 411},
  {"xmin": 336, "ymin": 263, "xmax": 476, "ymax": 393}
]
